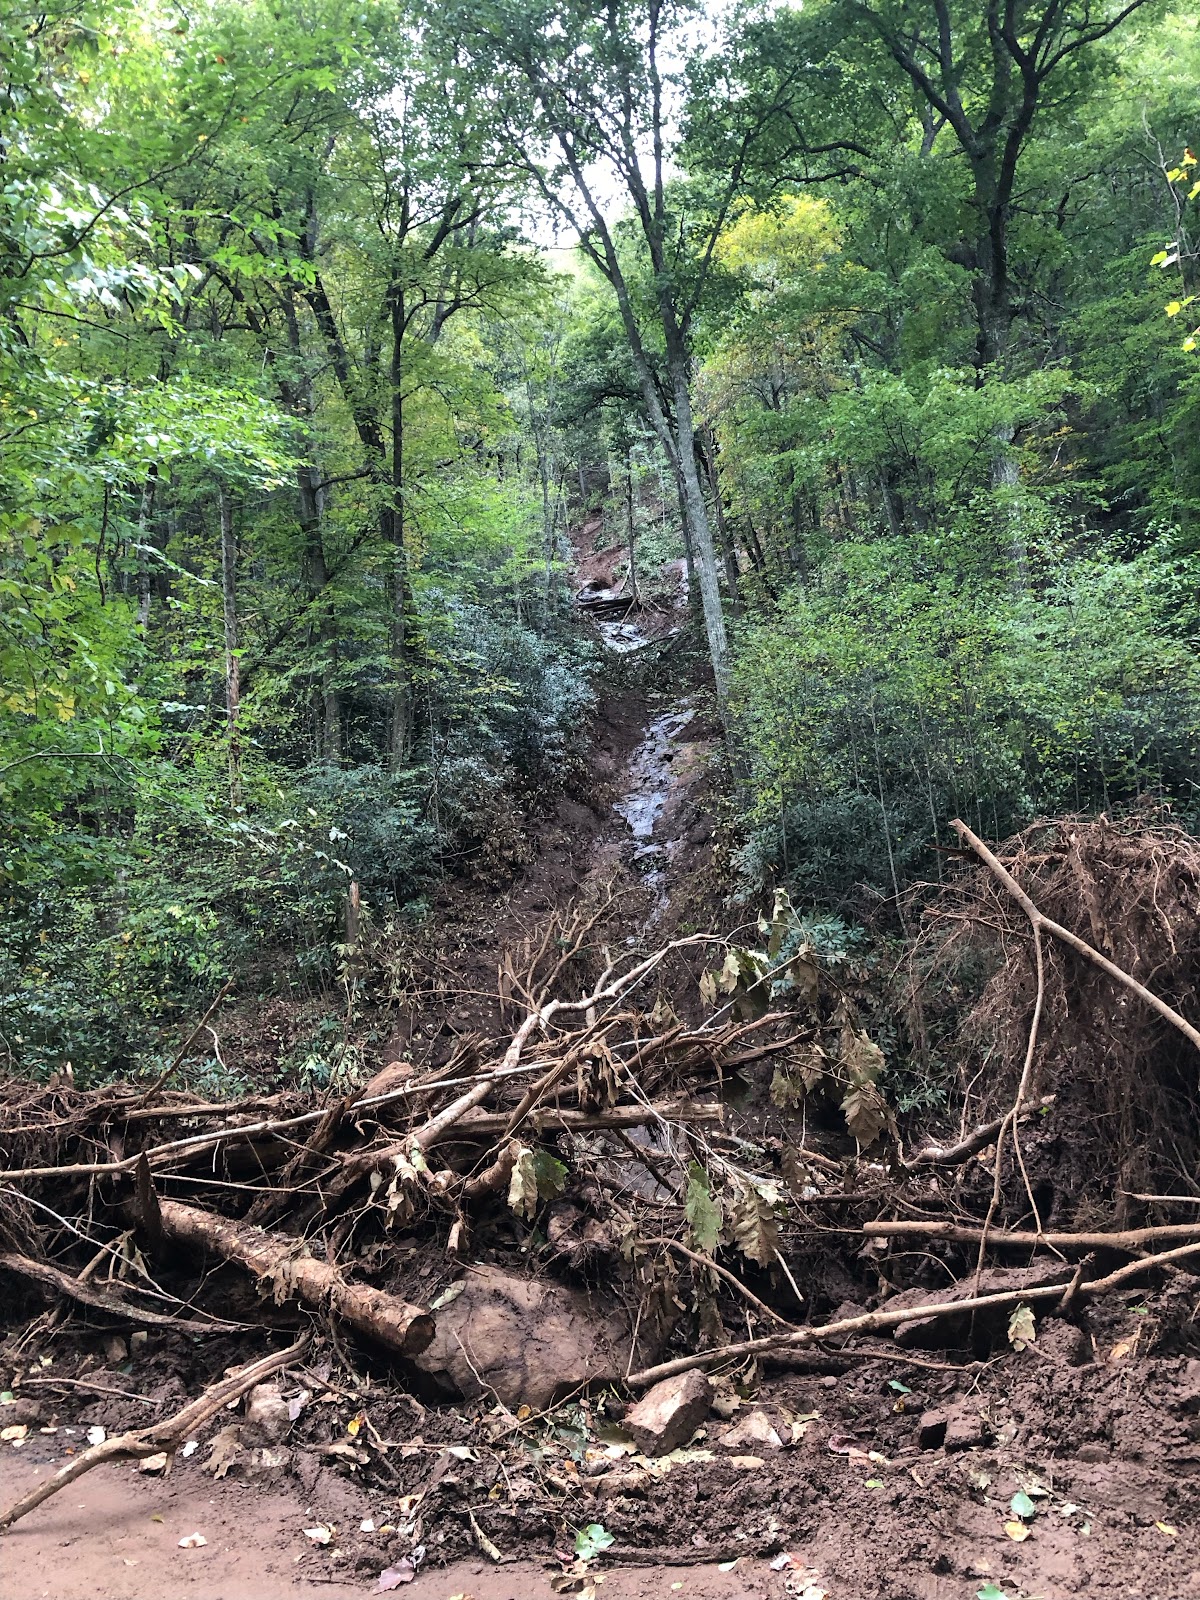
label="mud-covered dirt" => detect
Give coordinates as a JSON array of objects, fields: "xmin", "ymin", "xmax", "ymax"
[{"xmin": 2, "ymin": 1285, "xmax": 1197, "ymax": 1600}]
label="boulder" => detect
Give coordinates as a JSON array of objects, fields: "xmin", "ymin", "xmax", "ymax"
[
  {"xmin": 624, "ymin": 1370, "xmax": 713, "ymax": 1457},
  {"xmin": 411, "ymin": 1264, "xmax": 630, "ymax": 1410}
]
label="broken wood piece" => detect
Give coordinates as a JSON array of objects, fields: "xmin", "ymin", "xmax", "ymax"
[
  {"xmin": 0, "ymin": 1335, "xmax": 308, "ymax": 1531},
  {"xmin": 0, "ymin": 1249, "xmax": 239, "ymax": 1333},
  {"xmin": 150, "ymin": 1199, "xmax": 434, "ymax": 1358},
  {"xmin": 903, "ymin": 1096, "xmax": 1056, "ymax": 1169},
  {"xmin": 858, "ymin": 1219, "xmax": 1200, "ymax": 1252}
]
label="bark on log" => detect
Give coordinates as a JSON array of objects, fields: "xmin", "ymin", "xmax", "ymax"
[{"xmin": 153, "ymin": 1199, "xmax": 434, "ymax": 1358}]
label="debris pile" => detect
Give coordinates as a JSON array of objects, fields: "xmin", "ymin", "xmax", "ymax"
[{"xmin": 0, "ymin": 819, "xmax": 1198, "ymax": 1578}]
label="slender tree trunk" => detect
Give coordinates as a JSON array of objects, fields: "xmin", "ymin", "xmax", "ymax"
[
  {"xmin": 218, "ymin": 485, "xmax": 241, "ymax": 807},
  {"xmin": 624, "ymin": 446, "xmax": 639, "ymax": 604},
  {"xmin": 700, "ymin": 423, "xmax": 741, "ymax": 618},
  {"xmin": 667, "ymin": 347, "xmax": 730, "ymax": 700},
  {"xmin": 297, "ymin": 461, "xmax": 340, "ymax": 763},
  {"xmin": 387, "ymin": 281, "xmax": 410, "ymax": 772},
  {"xmin": 135, "ymin": 467, "xmax": 158, "ymax": 632}
]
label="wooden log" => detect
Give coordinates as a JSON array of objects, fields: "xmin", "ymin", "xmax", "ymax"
[{"xmin": 153, "ymin": 1199, "xmax": 434, "ymax": 1358}]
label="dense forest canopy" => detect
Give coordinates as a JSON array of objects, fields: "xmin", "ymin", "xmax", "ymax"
[{"xmin": 3, "ymin": 0, "xmax": 1200, "ymax": 1080}]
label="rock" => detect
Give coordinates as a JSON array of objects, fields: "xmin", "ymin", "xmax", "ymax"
[
  {"xmin": 943, "ymin": 1403, "xmax": 989, "ymax": 1451},
  {"xmin": 412, "ymin": 1264, "xmax": 631, "ymax": 1410},
  {"xmin": 242, "ymin": 1382, "xmax": 293, "ymax": 1444},
  {"xmin": 918, "ymin": 1410, "xmax": 948, "ymax": 1450},
  {"xmin": 0, "ymin": 1396, "xmax": 43, "ymax": 1427},
  {"xmin": 918, "ymin": 1402, "xmax": 989, "ymax": 1451},
  {"xmin": 719, "ymin": 1408, "xmax": 783, "ymax": 1451},
  {"xmin": 1077, "ymin": 1441, "xmax": 1109, "ymax": 1462},
  {"xmin": 129, "ymin": 1330, "xmax": 148, "ymax": 1358},
  {"xmin": 625, "ymin": 1370, "xmax": 713, "ymax": 1457},
  {"xmin": 103, "ymin": 1335, "xmax": 128, "ymax": 1365}
]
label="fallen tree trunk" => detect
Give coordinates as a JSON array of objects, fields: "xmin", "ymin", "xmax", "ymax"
[
  {"xmin": 0, "ymin": 1335, "xmax": 308, "ymax": 1532},
  {"xmin": 152, "ymin": 1199, "xmax": 434, "ymax": 1358}
]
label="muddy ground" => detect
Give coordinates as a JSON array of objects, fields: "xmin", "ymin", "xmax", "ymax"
[{"xmin": 2, "ymin": 1297, "xmax": 1197, "ymax": 1600}]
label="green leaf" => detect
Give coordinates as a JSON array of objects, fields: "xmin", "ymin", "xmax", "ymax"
[
  {"xmin": 1010, "ymin": 1490, "xmax": 1037, "ymax": 1521},
  {"xmin": 531, "ymin": 1148, "xmax": 567, "ymax": 1201},
  {"xmin": 685, "ymin": 1161, "xmax": 723, "ymax": 1252},
  {"xmin": 574, "ymin": 1523, "xmax": 615, "ymax": 1562}
]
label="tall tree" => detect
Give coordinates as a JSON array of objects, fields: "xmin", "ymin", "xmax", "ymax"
[{"xmin": 427, "ymin": 0, "xmax": 809, "ymax": 704}]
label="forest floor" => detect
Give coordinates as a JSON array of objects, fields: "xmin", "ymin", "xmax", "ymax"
[{"xmin": 2, "ymin": 521, "xmax": 1198, "ymax": 1600}]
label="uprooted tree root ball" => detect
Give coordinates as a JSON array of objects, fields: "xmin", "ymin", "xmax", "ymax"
[{"xmin": 921, "ymin": 813, "xmax": 1200, "ymax": 1225}]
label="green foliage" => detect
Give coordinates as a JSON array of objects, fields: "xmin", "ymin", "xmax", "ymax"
[{"xmin": 732, "ymin": 534, "xmax": 1200, "ymax": 900}]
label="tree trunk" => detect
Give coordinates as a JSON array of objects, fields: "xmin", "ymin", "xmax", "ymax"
[
  {"xmin": 624, "ymin": 445, "xmax": 639, "ymax": 603},
  {"xmin": 218, "ymin": 485, "xmax": 241, "ymax": 807},
  {"xmin": 668, "ymin": 347, "xmax": 730, "ymax": 701},
  {"xmin": 387, "ymin": 281, "xmax": 410, "ymax": 772},
  {"xmin": 135, "ymin": 467, "xmax": 157, "ymax": 632},
  {"xmin": 297, "ymin": 461, "xmax": 341, "ymax": 763}
]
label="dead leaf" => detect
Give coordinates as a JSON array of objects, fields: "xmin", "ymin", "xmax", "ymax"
[
  {"xmin": 178, "ymin": 1532, "xmax": 207, "ymax": 1549},
  {"xmin": 1, "ymin": 1425, "xmax": 28, "ymax": 1443},
  {"xmin": 468, "ymin": 1509, "xmax": 508, "ymax": 1564},
  {"xmin": 138, "ymin": 1453, "xmax": 168, "ymax": 1475},
  {"xmin": 85, "ymin": 1425, "xmax": 106, "ymax": 1446},
  {"xmin": 1003, "ymin": 1519, "xmax": 1030, "ymax": 1542},
  {"xmin": 303, "ymin": 1525, "xmax": 334, "ymax": 1546},
  {"xmin": 720, "ymin": 1409, "xmax": 783, "ymax": 1451},
  {"xmin": 840, "ymin": 1081, "xmax": 889, "ymax": 1147},
  {"xmin": 375, "ymin": 1563, "xmax": 415, "ymax": 1590},
  {"xmin": 203, "ymin": 1425, "xmax": 244, "ymax": 1480},
  {"xmin": 322, "ymin": 1440, "xmax": 369, "ymax": 1464},
  {"xmin": 1008, "ymin": 1304, "xmax": 1037, "ymax": 1350},
  {"xmin": 730, "ymin": 1183, "xmax": 779, "ymax": 1266},
  {"xmin": 729, "ymin": 1453, "xmax": 767, "ymax": 1469},
  {"xmin": 507, "ymin": 1147, "xmax": 539, "ymax": 1220},
  {"xmin": 1156, "ymin": 1521, "xmax": 1178, "ymax": 1538}
]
